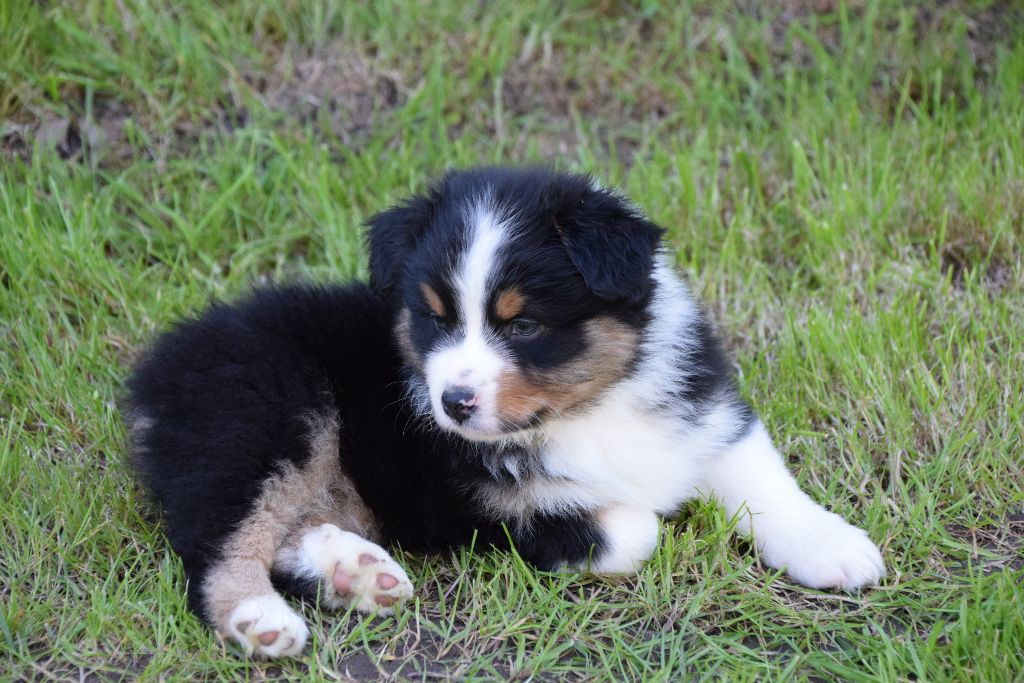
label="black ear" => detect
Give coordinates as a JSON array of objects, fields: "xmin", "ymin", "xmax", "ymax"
[
  {"xmin": 366, "ymin": 195, "xmax": 433, "ymax": 299},
  {"xmin": 556, "ymin": 187, "xmax": 664, "ymax": 304}
]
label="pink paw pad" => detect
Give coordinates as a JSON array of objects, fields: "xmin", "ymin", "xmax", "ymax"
[
  {"xmin": 302, "ymin": 524, "xmax": 413, "ymax": 614},
  {"xmin": 333, "ymin": 564, "xmax": 354, "ymax": 596}
]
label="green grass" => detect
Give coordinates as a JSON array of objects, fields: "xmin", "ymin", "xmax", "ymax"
[{"xmin": 2, "ymin": 0, "xmax": 1023, "ymax": 680}]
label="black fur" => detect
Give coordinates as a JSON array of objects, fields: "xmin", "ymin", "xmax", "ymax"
[
  {"xmin": 129, "ymin": 285, "xmax": 511, "ymax": 617},
  {"xmin": 127, "ymin": 167, "xmax": 742, "ymax": 625},
  {"xmin": 366, "ymin": 195, "xmax": 435, "ymax": 299},
  {"xmin": 554, "ymin": 183, "xmax": 663, "ymax": 305}
]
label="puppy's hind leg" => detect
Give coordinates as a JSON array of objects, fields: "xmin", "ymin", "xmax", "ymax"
[
  {"xmin": 269, "ymin": 420, "xmax": 414, "ymax": 615},
  {"xmin": 200, "ymin": 501, "xmax": 309, "ymax": 658},
  {"xmin": 201, "ymin": 415, "xmax": 358, "ymax": 658},
  {"xmin": 701, "ymin": 421, "xmax": 885, "ymax": 591}
]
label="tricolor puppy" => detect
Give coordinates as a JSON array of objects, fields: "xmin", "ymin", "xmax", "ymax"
[{"xmin": 127, "ymin": 167, "xmax": 884, "ymax": 658}]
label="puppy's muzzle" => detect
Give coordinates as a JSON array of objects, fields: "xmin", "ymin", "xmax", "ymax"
[{"xmin": 441, "ymin": 386, "xmax": 478, "ymax": 424}]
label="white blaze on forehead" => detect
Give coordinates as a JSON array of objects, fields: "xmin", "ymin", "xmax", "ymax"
[
  {"xmin": 424, "ymin": 195, "xmax": 514, "ymax": 438},
  {"xmin": 455, "ymin": 198, "xmax": 509, "ymax": 330}
]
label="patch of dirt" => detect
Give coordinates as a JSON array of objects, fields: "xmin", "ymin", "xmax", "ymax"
[
  {"xmin": 947, "ymin": 512, "xmax": 1024, "ymax": 574},
  {"xmin": 907, "ymin": 182, "xmax": 1023, "ymax": 297},
  {"xmin": 312, "ymin": 605, "xmax": 534, "ymax": 682},
  {"xmin": 18, "ymin": 653, "xmax": 153, "ymax": 683},
  {"xmin": 1, "ymin": 120, "xmax": 32, "ymax": 161},
  {"xmin": 501, "ymin": 47, "xmax": 670, "ymax": 123},
  {"xmin": 3, "ymin": 38, "xmax": 407, "ymax": 168},
  {"xmin": 249, "ymin": 43, "xmax": 406, "ymax": 148},
  {"xmin": 333, "ymin": 626, "xmax": 515, "ymax": 682},
  {"xmin": 940, "ymin": 245, "xmax": 1013, "ymax": 296},
  {"xmin": 733, "ymin": 1, "xmax": 1023, "ymax": 116},
  {"xmin": 879, "ymin": 1, "xmax": 1024, "ymax": 114},
  {"xmin": 2, "ymin": 99, "xmax": 133, "ymax": 166},
  {"xmin": 496, "ymin": 40, "xmax": 673, "ymax": 162},
  {"xmin": 759, "ymin": 0, "xmax": 1023, "ymax": 65},
  {"xmin": 916, "ymin": 0, "xmax": 1024, "ymax": 69}
]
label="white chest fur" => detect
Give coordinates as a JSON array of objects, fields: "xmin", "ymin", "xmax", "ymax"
[
  {"xmin": 531, "ymin": 389, "xmax": 746, "ymax": 514},
  {"xmin": 538, "ymin": 395, "xmax": 704, "ymax": 514}
]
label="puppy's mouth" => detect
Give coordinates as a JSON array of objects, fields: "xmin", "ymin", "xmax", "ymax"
[{"xmin": 434, "ymin": 410, "xmax": 543, "ymax": 443}]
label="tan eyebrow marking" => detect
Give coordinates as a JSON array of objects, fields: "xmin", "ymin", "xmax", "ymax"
[
  {"xmin": 420, "ymin": 283, "xmax": 446, "ymax": 317},
  {"xmin": 494, "ymin": 288, "xmax": 525, "ymax": 321}
]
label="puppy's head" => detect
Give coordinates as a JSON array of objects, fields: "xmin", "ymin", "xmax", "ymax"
[{"xmin": 368, "ymin": 168, "xmax": 663, "ymax": 442}]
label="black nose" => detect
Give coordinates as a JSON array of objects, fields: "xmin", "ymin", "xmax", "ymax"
[{"xmin": 441, "ymin": 386, "xmax": 478, "ymax": 424}]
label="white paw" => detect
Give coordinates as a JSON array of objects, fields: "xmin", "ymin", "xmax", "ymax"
[
  {"xmin": 757, "ymin": 509, "xmax": 885, "ymax": 590},
  {"xmin": 226, "ymin": 594, "xmax": 308, "ymax": 658},
  {"xmin": 583, "ymin": 506, "xmax": 660, "ymax": 574},
  {"xmin": 300, "ymin": 523, "xmax": 414, "ymax": 614}
]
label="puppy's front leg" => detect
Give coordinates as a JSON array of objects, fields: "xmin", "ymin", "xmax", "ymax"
[
  {"xmin": 701, "ymin": 421, "xmax": 885, "ymax": 590},
  {"xmin": 584, "ymin": 506, "xmax": 660, "ymax": 573},
  {"xmin": 512, "ymin": 506, "xmax": 659, "ymax": 574}
]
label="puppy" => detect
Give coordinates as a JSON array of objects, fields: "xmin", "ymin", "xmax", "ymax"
[{"xmin": 126, "ymin": 167, "xmax": 884, "ymax": 658}]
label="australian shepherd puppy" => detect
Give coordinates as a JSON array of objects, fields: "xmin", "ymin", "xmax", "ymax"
[{"xmin": 126, "ymin": 167, "xmax": 884, "ymax": 658}]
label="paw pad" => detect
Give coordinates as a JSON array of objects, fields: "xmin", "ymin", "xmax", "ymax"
[
  {"xmin": 226, "ymin": 595, "xmax": 308, "ymax": 658},
  {"xmin": 301, "ymin": 524, "xmax": 415, "ymax": 614}
]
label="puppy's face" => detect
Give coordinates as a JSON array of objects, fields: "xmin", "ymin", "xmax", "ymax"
[{"xmin": 369, "ymin": 169, "xmax": 663, "ymax": 442}]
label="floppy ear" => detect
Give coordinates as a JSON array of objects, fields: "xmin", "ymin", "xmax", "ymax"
[
  {"xmin": 556, "ymin": 187, "xmax": 664, "ymax": 304},
  {"xmin": 366, "ymin": 195, "xmax": 433, "ymax": 299}
]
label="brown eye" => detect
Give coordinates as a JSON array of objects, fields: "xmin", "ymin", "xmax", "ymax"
[
  {"xmin": 430, "ymin": 313, "xmax": 450, "ymax": 332},
  {"xmin": 508, "ymin": 318, "xmax": 539, "ymax": 337}
]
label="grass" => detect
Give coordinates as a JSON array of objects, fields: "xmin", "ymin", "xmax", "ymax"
[{"xmin": 1, "ymin": 0, "xmax": 1022, "ymax": 680}]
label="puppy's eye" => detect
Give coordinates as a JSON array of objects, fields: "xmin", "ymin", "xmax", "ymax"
[
  {"xmin": 508, "ymin": 318, "xmax": 539, "ymax": 337},
  {"xmin": 430, "ymin": 313, "xmax": 450, "ymax": 331}
]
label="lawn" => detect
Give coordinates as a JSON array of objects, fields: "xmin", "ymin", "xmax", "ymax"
[{"xmin": 1, "ymin": 1, "xmax": 1022, "ymax": 680}]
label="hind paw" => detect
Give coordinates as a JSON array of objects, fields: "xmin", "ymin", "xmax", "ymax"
[
  {"xmin": 300, "ymin": 523, "xmax": 414, "ymax": 613},
  {"xmin": 226, "ymin": 594, "xmax": 308, "ymax": 658}
]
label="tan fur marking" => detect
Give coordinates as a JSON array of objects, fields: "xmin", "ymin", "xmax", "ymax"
[
  {"xmin": 495, "ymin": 317, "xmax": 638, "ymax": 426},
  {"xmin": 419, "ymin": 282, "xmax": 445, "ymax": 317},
  {"xmin": 494, "ymin": 289, "xmax": 526, "ymax": 321},
  {"xmin": 394, "ymin": 307, "xmax": 422, "ymax": 370},
  {"xmin": 202, "ymin": 413, "xmax": 378, "ymax": 630}
]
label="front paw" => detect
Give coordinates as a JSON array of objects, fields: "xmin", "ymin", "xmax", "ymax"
[
  {"xmin": 758, "ymin": 510, "xmax": 885, "ymax": 590},
  {"xmin": 226, "ymin": 594, "xmax": 309, "ymax": 658},
  {"xmin": 583, "ymin": 506, "xmax": 660, "ymax": 574}
]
